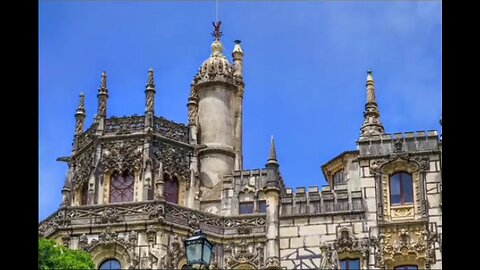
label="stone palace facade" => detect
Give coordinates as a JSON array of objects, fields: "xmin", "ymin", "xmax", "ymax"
[{"xmin": 39, "ymin": 23, "xmax": 442, "ymax": 269}]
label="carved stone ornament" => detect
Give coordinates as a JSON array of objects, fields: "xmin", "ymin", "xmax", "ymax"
[
  {"xmin": 152, "ymin": 140, "xmax": 192, "ymax": 181},
  {"xmin": 371, "ymin": 225, "xmax": 438, "ymax": 268},
  {"xmin": 224, "ymin": 240, "xmax": 264, "ymax": 269},
  {"xmin": 97, "ymin": 207, "xmax": 119, "ymax": 224},
  {"xmin": 370, "ymin": 153, "xmax": 430, "ymax": 176},
  {"xmin": 264, "ymin": 256, "xmax": 280, "ymax": 268},
  {"xmin": 146, "ymin": 225, "xmax": 157, "ymax": 244},
  {"xmin": 72, "ymin": 147, "xmax": 94, "ymax": 188},
  {"xmin": 188, "ymin": 213, "xmax": 200, "ymax": 230},
  {"xmin": 104, "ymin": 116, "xmax": 145, "ymax": 135},
  {"xmin": 102, "ymin": 140, "xmax": 143, "ymax": 175},
  {"xmin": 161, "ymin": 234, "xmax": 185, "ymax": 269},
  {"xmin": 393, "ymin": 138, "xmax": 404, "ymax": 152},
  {"xmin": 237, "ymin": 225, "xmax": 251, "ymax": 235},
  {"xmin": 334, "ymin": 228, "xmax": 369, "ymax": 259}
]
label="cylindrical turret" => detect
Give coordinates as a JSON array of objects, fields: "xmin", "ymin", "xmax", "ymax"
[{"xmin": 190, "ymin": 22, "xmax": 241, "ymax": 188}]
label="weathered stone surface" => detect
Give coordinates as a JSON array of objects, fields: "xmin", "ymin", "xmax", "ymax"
[{"xmin": 41, "ymin": 30, "xmax": 442, "ymax": 270}]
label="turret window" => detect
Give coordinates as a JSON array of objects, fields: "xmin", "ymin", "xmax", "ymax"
[
  {"xmin": 240, "ymin": 202, "xmax": 254, "ymax": 214},
  {"xmin": 258, "ymin": 200, "xmax": 267, "ymax": 213},
  {"xmin": 333, "ymin": 170, "xmax": 345, "ymax": 185},
  {"xmin": 340, "ymin": 258, "xmax": 360, "ymax": 270},
  {"xmin": 164, "ymin": 174, "xmax": 179, "ymax": 204},
  {"xmin": 390, "ymin": 172, "xmax": 413, "ymax": 206},
  {"xmin": 109, "ymin": 172, "xmax": 134, "ymax": 203}
]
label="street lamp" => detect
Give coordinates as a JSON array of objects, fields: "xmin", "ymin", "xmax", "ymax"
[{"xmin": 184, "ymin": 230, "xmax": 213, "ymax": 269}]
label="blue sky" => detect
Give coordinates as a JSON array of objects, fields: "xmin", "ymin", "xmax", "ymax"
[{"xmin": 39, "ymin": 1, "xmax": 442, "ymax": 221}]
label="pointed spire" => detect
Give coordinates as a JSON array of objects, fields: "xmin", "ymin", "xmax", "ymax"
[
  {"xmin": 366, "ymin": 70, "xmax": 376, "ymax": 103},
  {"xmin": 145, "ymin": 68, "xmax": 156, "ymax": 120},
  {"xmin": 360, "ymin": 70, "xmax": 385, "ymax": 137},
  {"xmin": 98, "ymin": 71, "xmax": 108, "ymax": 95},
  {"xmin": 266, "ymin": 135, "xmax": 279, "ymax": 168},
  {"xmin": 75, "ymin": 92, "xmax": 86, "ymax": 115},
  {"xmin": 269, "ymin": 135, "xmax": 277, "ymax": 161},
  {"xmin": 146, "ymin": 68, "xmax": 155, "ymax": 89},
  {"xmin": 74, "ymin": 92, "xmax": 86, "ymax": 135},
  {"xmin": 96, "ymin": 71, "xmax": 109, "ymax": 122}
]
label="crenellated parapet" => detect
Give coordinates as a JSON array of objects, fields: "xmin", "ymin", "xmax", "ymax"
[
  {"xmin": 357, "ymin": 130, "xmax": 440, "ymax": 158},
  {"xmin": 280, "ymin": 186, "xmax": 364, "ymax": 216}
]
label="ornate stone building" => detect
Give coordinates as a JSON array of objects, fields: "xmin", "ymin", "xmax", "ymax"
[{"xmin": 39, "ymin": 23, "xmax": 442, "ymax": 269}]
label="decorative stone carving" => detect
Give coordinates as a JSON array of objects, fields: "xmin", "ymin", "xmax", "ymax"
[
  {"xmin": 79, "ymin": 233, "xmax": 89, "ymax": 250},
  {"xmin": 98, "ymin": 207, "xmax": 119, "ymax": 224},
  {"xmin": 372, "ymin": 224, "xmax": 437, "ymax": 268},
  {"xmin": 334, "ymin": 228, "xmax": 369, "ymax": 259},
  {"xmin": 102, "ymin": 140, "xmax": 143, "ymax": 174},
  {"xmin": 146, "ymin": 203, "xmax": 165, "ymax": 221},
  {"xmin": 146, "ymin": 225, "xmax": 157, "ymax": 244},
  {"xmin": 224, "ymin": 240, "xmax": 264, "ymax": 269},
  {"xmin": 154, "ymin": 116, "xmax": 189, "ymax": 143},
  {"xmin": 72, "ymin": 146, "xmax": 94, "ymax": 188},
  {"xmin": 104, "ymin": 116, "xmax": 145, "ymax": 134},
  {"xmin": 162, "ymin": 234, "xmax": 185, "ymax": 269},
  {"xmin": 264, "ymin": 256, "xmax": 280, "ymax": 268},
  {"xmin": 188, "ymin": 213, "xmax": 200, "ymax": 230},
  {"xmin": 152, "ymin": 140, "xmax": 192, "ymax": 181},
  {"xmin": 393, "ymin": 138, "xmax": 403, "ymax": 152},
  {"xmin": 129, "ymin": 231, "xmax": 138, "ymax": 246},
  {"xmin": 237, "ymin": 225, "xmax": 251, "ymax": 235}
]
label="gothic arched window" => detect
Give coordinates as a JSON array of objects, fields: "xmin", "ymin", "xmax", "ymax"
[
  {"xmin": 99, "ymin": 259, "xmax": 121, "ymax": 270},
  {"xmin": 164, "ymin": 174, "xmax": 179, "ymax": 204},
  {"xmin": 109, "ymin": 171, "xmax": 134, "ymax": 203},
  {"xmin": 80, "ymin": 183, "xmax": 88, "ymax": 205},
  {"xmin": 389, "ymin": 172, "xmax": 413, "ymax": 206}
]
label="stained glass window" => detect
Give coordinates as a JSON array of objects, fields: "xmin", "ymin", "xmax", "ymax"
[{"xmin": 109, "ymin": 172, "xmax": 134, "ymax": 203}]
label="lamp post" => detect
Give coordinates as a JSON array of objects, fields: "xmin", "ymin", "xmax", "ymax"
[{"xmin": 184, "ymin": 230, "xmax": 213, "ymax": 269}]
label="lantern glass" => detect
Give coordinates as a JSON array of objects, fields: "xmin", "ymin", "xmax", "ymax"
[
  {"xmin": 202, "ymin": 241, "xmax": 212, "ymax": 265},
  {"xmin": 185, "ymin": 230, "xmax": 213, "ymax": 268},
  {"xmin": 186, "ymin": 240, "xmax": 202, "ymax": 265}
]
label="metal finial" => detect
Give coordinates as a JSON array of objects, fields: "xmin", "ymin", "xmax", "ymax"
[{"xmin": 212, "ymin": 21, "xmax": 223, "ymax": 41}]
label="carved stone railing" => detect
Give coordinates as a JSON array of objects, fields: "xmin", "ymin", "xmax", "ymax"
[
  {"xmin": 105, "ymin": 115, "xmax": 145, "ymax": 134},
  {"xmin": 39, "ymin": 201, "xmax": 267, "ymax": 238},
  {"xmin": 154, "ymin": 117, "xmax": 189, "ymax": 143}
]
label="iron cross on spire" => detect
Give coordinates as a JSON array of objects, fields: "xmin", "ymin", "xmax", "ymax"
[{"xmin": 212, "ymin": 21, "xmax": 223, "ymax": 41}]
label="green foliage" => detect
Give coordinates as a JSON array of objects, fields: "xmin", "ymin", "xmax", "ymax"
[{"xmin": 39, "ymin": 238, "xmax": 95, "ymax": 270}]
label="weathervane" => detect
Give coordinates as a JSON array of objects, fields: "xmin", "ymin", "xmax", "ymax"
[{"xmin": 212, "ymin": 21, "xmax": 222, "ymax": 41}]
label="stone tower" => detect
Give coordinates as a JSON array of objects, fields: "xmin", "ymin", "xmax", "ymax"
[
  {"xmin": 189, "ymin": 22, "xmax": 245, "ymax": 193},
  {"xmin": 40, "ymin": 22, "xmax": 441, "ymax": 270}
]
